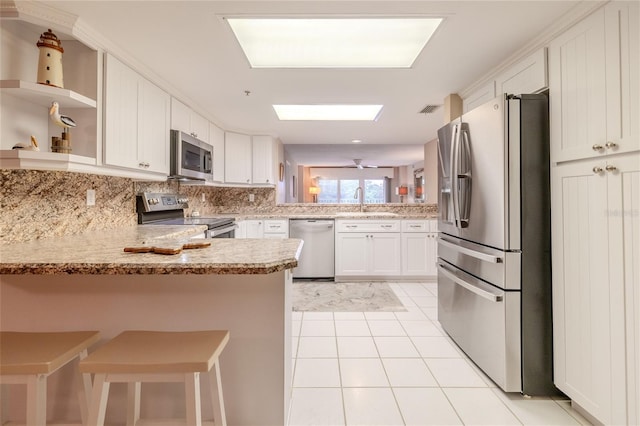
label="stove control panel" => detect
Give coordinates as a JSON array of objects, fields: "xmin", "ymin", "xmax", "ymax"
[{"xmin": 138, "ymin": 192, "xmax": 189, "ymax": 212}]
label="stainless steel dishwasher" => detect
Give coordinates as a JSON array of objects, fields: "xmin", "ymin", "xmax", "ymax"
[{"xmin": 289, "ymin": 219, "xmax": 335, "ymax": 279}]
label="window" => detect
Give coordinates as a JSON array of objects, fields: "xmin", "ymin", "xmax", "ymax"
[{"xmin": 317, "ymin": 178, "xmax": 387, "ymax": 204}]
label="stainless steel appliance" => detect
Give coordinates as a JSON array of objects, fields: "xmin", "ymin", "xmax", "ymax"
[
  {"xmin": 170, "ymin": 130, "xmax": 214, "ymax": 182},
  {"xmin": 289, "ymin": 219, "xmax": 335, "ymax": 279},
  {"xmin": 437, "ymin": 94, "xmax": 558, "ymax": 395},
  {"xmin": 136, "ymin": 192, "xmax": 236, "ymax": 238}
]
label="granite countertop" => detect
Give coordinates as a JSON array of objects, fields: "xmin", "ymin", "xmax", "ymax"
[
  {"xmin": 0, "ymin": 225, "xmax": 303, "ymax": 275},
  {"xmin": 214, "ymin": 213, "xmax": 438, "ymax": 220}
]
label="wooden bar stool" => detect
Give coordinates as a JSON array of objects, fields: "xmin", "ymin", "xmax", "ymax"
[
  {"xmin": 0, "ymin": 330, "xmax": 101, "ymax": 426},
  {"xmin": 79, "ymin": 330, "xmax": 229, "ymax": 426}
]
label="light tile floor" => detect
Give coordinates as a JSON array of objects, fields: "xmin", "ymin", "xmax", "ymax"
[{"xmin": 288, "ymin": 281, "xmax": 592, "ymax": 426}]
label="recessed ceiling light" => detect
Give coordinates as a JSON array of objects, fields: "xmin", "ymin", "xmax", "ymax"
[
  {"xmin": 351, "ymin": 139, "xmax": 363, "ymax": 143},
  {"xmin": 273, "ymin": 104, "xmax": 383, "ymax": 121},
  {"xmin": 226, "ymin": 17, "xmax": 442, "ymax": 68}
]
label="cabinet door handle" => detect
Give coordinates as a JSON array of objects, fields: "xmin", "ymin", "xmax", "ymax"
[
  {"xmin": 593, "ymin": 166, "xmax": 604, "ymax": 174},
  {"xmin": 605, "ymin": 165, "xmax": 618, "ymax": 172},
  {"xmin": 592, "ymin": 144, "xmax": 604, "ymax": 151},
  {"xmin": 605, "ymin": 141, "xmax": 618, "ymax": 150}
]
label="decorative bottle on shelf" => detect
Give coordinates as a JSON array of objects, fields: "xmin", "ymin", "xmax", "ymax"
[{"xmin": 36, "ymin": 29, "xmax": 64, "ymax": 88}]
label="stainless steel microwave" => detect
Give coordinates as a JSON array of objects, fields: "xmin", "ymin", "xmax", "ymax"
[{"xmin": 170, "ymin": 129, "xmax": 213, "ymax": 182}]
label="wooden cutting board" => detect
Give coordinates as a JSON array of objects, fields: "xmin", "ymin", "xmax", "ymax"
[{"xmin": 123, "ymin": 241, "xmax": 211, "ymax": 255}]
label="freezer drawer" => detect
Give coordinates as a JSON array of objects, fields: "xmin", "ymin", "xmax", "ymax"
[
  {"xmin": 438, "ymin": 235, "xmax": 521, "ymax": 290},
  {"xmin": 437, "ymin": 261, "xmax": 522, "ymax": 392}
]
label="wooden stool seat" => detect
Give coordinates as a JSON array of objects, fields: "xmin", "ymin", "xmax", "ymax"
[
  {"xmin": 0, "ymin": 331, "xmax": 101, "ymax": 425},
  {"xmin": 80, "ymin": 330, "xmax": 229, "ymax": 426}
]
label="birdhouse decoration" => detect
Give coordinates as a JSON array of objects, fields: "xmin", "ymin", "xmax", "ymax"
[{"xmin": 36, "ymin": 29, "xmax": 64, "ymax": 88}]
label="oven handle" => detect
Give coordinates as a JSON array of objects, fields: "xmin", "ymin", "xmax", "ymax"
[
  {"xmin": 208, "ymin": 223, "xmax": 238, "ymax": 237},
  {"xmin": 437, "ymin": 262, "xmax": 503, "ymax": 302}
]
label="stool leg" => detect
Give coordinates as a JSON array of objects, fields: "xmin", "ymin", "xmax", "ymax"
[
  {"xmin": 209, "ymin": 360, "xmax": 227, "ymax": 426},
  {"xmin": 87, "ymin": 373, "xmax": 110, "ymax": 426},
  {"xmin": 75, "ymin": 349, "xmax": 93, "ymax": 425},
  {"xmin": 26, "ymin": 374, "xmax": 46, "ymax": 426},
  {"xmin": 126, "ymin": 382, "xmax": 141, "ymax": 426},
  {"xmin": 184, "ymin": 372, "xmax": 202, "ymax": 426}
]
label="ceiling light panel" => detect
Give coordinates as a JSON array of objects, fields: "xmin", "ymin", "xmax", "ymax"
[
  {"xmin": 273, "ymin": 104, "xmax": 383, "ymax": 121},
  {"xmin": 227, "ymin": 18, "xmax": 442, "ymax": 68}
]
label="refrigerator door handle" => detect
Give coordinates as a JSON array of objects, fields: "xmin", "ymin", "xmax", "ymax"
[
  {"xmin": 451, "ymin": 123, "xmax": 461, "ymax": 228},
  {"xmin": 457, "ymin": 128, "xmax": 472, "ymax": 228},
  {"xmin": 437, "ymin": 262, "xmax": 503, "ymax": 302},
  {"xmin": 439, "ymin": 238, "xmax": 504, "ymax": 263}
]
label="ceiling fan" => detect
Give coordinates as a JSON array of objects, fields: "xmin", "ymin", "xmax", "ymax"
[{"xmin": 349, "ymin": 159, "xmax": 378, "ymax": 169}]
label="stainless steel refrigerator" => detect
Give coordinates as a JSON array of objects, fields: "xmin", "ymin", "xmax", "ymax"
[{"xmin": 437, "ymin": 93, "xmax": 559, "ymax": 395}]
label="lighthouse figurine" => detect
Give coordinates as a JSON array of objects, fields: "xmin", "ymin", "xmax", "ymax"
[{"xmin": 36, "ymin": 29, "xmax": 64, "ymax": 88}]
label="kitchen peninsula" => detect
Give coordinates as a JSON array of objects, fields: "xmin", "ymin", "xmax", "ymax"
[{"xmin": 0, "ymin": 225, "xmax": 302, "ymax": 426}]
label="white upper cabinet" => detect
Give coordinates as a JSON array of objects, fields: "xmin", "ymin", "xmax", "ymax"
[
  {"xmin": 170, "ymin": 98, "xmax": 209, "ymax": 143},
  {"xmin": 549, "ymin": 1, "xmax": 639, "ymax": 163},
  {"xmin": 137, "ymin": 77, "xmax": 170, "ymax": 174},
  {"xmin": 209, "ymin": 122, "xmax": 225, "ymax": 183},
  {"xmin": 103, "ymin": 54, "xmax": 170, "ymax": 175},
  {"xmin": 252, "ymin": 135, "xmax": 277, "ymax": 185},
  {"xmin": 495, "ymin": 48, "xmax": 547, "ymax": 95},
  {"xmin": 464, "ymin": 47, "xmax": 548, "ymax": 114},
  {"xmin": 463, "ymin": 81, "xmax": 495, "ymax": 113},
  {"xmin": 224, "ymin": 131, "xmax": 252, "ymax": 184}
]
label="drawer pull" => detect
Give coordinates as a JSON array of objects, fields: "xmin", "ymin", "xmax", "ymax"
[{"xmin": 437, "ymin": 263, "xmax": 503, "ymax": 302}]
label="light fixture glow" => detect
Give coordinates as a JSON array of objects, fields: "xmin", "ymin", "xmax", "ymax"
[
  {"xmin": 273, "ymin": 104, "xmax": 383, "ymax": 121},
  {"xmin": 226, "ymin": 17, "xmax": 442, "ymax": 68},
  {"xmin": 351, "ymin": 139, "xmax": 363, "ymax": 143}
]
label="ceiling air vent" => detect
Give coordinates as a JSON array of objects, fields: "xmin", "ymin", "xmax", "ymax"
[{"xmin": 419, "ymin": 104, "xmax": 441, "ymax": 114}]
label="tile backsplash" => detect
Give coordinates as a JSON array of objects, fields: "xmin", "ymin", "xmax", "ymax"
[{"xmin": 1, "ymin": 170, "xmax": 436, "ymax": 243}]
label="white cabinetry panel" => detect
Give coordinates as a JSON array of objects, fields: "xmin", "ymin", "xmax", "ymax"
[
  {"xmin": 335, "ymin": 220, "xmax": 401, "ymax": 278},
  {"xmin": 549, "ymin": 4, "xmax": 639, "ymax": 423},
  {"xmin": 401, "ymin": 220, "xmax": 437, "ymax": 277},
  {"xmin": 104, "ymin": 54, "xmax": 138, "ymax": 170},
  {"xmin": 209, "ymin": 122, "xmax": 225, "ymax": 183},
  {"xmin": 104, "ymin": 54, "xmax": 170, "ymax": 175},
  {"xmin": 138, "ymin": 78, "xmax": 170, "ymax": 174},
  {"xmin": 495, "ymin": 48, "xmax": 547, "ymax": 95},
  {"xmin": 170, "ymin": 98, "xmax": 209, "ymax": 143},
  {"xmin": 551, "ymin": 153, "xmax": 639, "ymax": 425},
  {"xmin": 463, "ymin": 82, "xmax": 495, "ymax": 113},
  {"xmin": 252, "ymin": 135, "xmax": 277, "ymax": 185},
  {"xmin": 224, "ymin": 132, "xmax": 252, "ymax": 184},
  {"xmin": 549, "ymin": 2, "xmax": 639, "ymax": 163}
]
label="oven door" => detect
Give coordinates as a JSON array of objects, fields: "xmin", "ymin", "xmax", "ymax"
[
  {"xmin": 206, "ymin": 223, "xmax": 238, "ymax": 238},
  {"xmin": 437, "ymin": 260, "xmax": 522, "ymax": 392}
]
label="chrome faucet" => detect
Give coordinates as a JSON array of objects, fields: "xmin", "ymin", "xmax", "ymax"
[{"xmin": 354, "ymin": 186, "xmax": 364, "ymax": 212}]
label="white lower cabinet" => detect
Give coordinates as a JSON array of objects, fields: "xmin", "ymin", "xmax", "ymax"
[
  {"xmin": 335, "ymin": 220, "xmax": 401, "ymax": 278},
  {"xmin": 551, "ymin": 152, "xmax": 639, "ymax": 425},
  {"xmin": 263, "ymin": 220, "xmax": 289, "ymax": 239},
  {"xmin": 235, "ymin": 219, "xmax": 288, "ymax": 239},
  {"xmin": 401, "ymin": 220, "xmax": 437, "ymax": 277}
]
